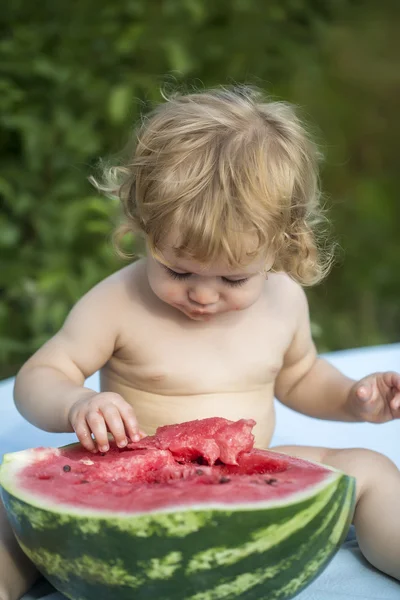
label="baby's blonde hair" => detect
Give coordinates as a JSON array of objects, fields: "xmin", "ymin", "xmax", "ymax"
[{"xmin": 93, "ymin": 85, "xmax": 333, "ymax": 285}]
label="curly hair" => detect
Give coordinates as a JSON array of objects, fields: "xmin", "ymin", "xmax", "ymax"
[{"xmin": 91, "ymin": 85, "xmax": 333, "ymax": 285}]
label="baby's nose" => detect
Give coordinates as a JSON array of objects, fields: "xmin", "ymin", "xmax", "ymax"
[{"xmin": 188, "ymin": 285, "xmax": 218, "ymax": 306}]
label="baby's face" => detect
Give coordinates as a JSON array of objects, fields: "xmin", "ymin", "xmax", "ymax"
[{"xmin": 146, "ymin": 246, "xmax": 269, "ymax": 321}]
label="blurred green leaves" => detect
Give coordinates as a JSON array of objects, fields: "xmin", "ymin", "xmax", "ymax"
[{"xmin": 0, "ymin": 0, "xmax": 399, "ymax": 377}]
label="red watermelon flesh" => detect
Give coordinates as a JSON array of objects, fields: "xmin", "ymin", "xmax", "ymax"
[
  {"xmin": 16, "ymin": 418, "xmax": 334, "ymax": 514},
  {"xmin": 130, "ymin": 417, "xmax": 256, "ymax": 465}
]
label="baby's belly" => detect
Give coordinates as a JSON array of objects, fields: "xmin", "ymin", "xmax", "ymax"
[{"xmin": 100, "ymin": 372, "xmax": 276, "ymax": 449}]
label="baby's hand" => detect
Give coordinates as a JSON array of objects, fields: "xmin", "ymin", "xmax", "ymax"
[
  {"xmin": 349, "ymin": 371, "xmax": 400, "ymax": 423},
  {"xmin": 68, "ymin": 392, "xmax": 145, "ymax": 453}
]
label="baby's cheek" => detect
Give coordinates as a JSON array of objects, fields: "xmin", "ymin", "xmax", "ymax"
[
  {"xmin": 229, "ymin": 296, "xmax": 249, "ymax": 311},
  {"xmin": 159, "ymin": 284, "xmax": 185, "ymax": 306},
  {"xmin": 148, "ymin": 278, "xmax": 169, "ymax": 302},
  {"xmin": 233, "ymin": 288, "xmax": 260, "ymax": 310},
  {"xmin": 236, "ymin": 300, "xmax": 251, "ymax": 310},
  {"xmin": 166, "ymin": 287, "xmax": 182, "ymax": 301}
]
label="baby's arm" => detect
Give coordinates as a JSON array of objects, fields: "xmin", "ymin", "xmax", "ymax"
[
  {"xmin": 14, "ymin": 273, "xmax": 139, "ymax": 444},
  {"xmin": 274, "ymin": 283, "xmax": 359, "ymax": 421}
]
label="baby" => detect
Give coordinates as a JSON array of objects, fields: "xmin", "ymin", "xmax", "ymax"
[{"xmin": 2, "ymin": 86, "xmax": 400, "ymax": 599}]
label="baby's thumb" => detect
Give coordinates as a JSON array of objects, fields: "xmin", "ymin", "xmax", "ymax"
[
  {"xmin": 355, "ymin": 383, "xmax": 378, "ymax": 415},
  {"xmin": 356, "ymin": 384, "xmax": 372, "ymax": 402}
]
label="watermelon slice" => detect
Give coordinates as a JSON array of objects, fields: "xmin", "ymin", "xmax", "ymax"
[
  {"xmin": 0, "ymin": 418, "xmax": 355, "ymax": 600},
  {"xmin": 128, "ymin": 417, "xmax": 256, "ymax": 466}
]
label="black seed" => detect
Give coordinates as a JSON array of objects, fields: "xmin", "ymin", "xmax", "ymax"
[
  {"xmin": 100, "ymin": 453, "xmax": 106, "ymax": 457},
  {"xmin": 80, "ymin": 480, "xmax": 89, "ymax": 484},
  {"xmin": 195, "ymin": 469, "xmax": 204, "ymax": 476},
  {"xmin": 63, "ymin": 465, "xmax": 71, "ymax": 472},
  {"xmin": 219, "ymin": 476, "xmax": 230, "ymax": 484},
  {"xmin": 265, "ymin": 478, "xmax": 278, "ymax": 485}
]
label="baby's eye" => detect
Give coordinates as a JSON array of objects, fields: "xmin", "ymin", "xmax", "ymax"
[
  {"xmin": 222, "ymin": 277, "xmax": 249, "ymax": 287},
  {"xmin": 164, "ymin": 266, "xmax": 191, "ymax": 280}
]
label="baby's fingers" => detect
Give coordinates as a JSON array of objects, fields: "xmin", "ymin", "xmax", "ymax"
[
  {"xmin": 354, "ymin": 382, "xmax": 383, "ymax": 419},
  {"xmin": 382, "ymin": 371, "xmax": 400, "ymax": 391},
  {"xmin": 74, "ymin": 419, "xmax": 97, "ymax": 453},
  {"xmin": 355, "ymin": 383, "xmax": 375, "ymax": 406},
  {"xmin": 119, "ymin": 404, "xmax": 142, "ymax": 442},
  {"xmin": 101, "ymin": 405, "xmax": 130, "ymax": 449},
  {"xmin": 86, "ymin": 410, "xmax": 110, "ymax": 452},
  {"xmin": 389, "ymin": 392, "xmax": 400, "ymax": 416}
]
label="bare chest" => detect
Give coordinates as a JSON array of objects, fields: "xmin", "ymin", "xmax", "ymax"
[{"xmin": 110, "ymin": 307, "xmax": 292, "ymax": 395}]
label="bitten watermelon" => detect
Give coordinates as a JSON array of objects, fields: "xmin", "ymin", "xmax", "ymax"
[{"xmin": 0, "ymin": 418, "xmax": 355, "ymax": 600}]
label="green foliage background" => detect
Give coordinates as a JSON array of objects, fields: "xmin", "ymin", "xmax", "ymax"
[{"xmin": 1, "ymin": 0, "xmax": 399, "ymax": 378}]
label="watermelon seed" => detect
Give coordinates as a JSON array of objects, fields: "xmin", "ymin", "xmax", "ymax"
[
  {"xmin": 195, "ymin": 469, "xmax": 204, "ymax": 475},
  {"xmin": 80, "ymin": 480, "xmax": 89, "ymax": 484},
  {"xmin": 100, "ymin": 453, "xmax": 106, "ymax": 456},
  {"xmin": 265, "ymin": 478, "xmax": 277, "ymax": 485},
  {"xmin": 63, "ymin": 465, "xmax": 71, "ymax": 472},
  {"xmin": 219, "ymin": 476, "xmax": 230, "ymax": 484}
]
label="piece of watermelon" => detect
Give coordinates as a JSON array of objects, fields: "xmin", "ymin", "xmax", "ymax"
[
  {"xmin": 129, "ymin": 417, "xmax": 256, "ymax": 465},
  {"xmin": 0, "ymin": 418, "xmax": 355, "ymax": 600}
]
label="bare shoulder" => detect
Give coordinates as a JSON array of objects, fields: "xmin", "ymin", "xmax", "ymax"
[
  {"xmin": 265, "ymin": 272, "xmax": 308, "ymax": 318},
  {"xmin": 19, "ymin": 261, "xmax": 147, "ymax": 379},
  {"xmin": 92, "ymin": 260, "xmax": 141, "ymax": 290},
  {"xmin": 59, "ymin": 260, "xmax": 147, "ymax": 342},
  {"xmin": 80, "ymin": 260, "xmax": 144, "ymax": 305}
]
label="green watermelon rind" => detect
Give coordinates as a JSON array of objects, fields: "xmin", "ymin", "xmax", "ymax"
[{"xmin": 0, "ymin": 448, "xmax": 355, "ymax": 600}]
